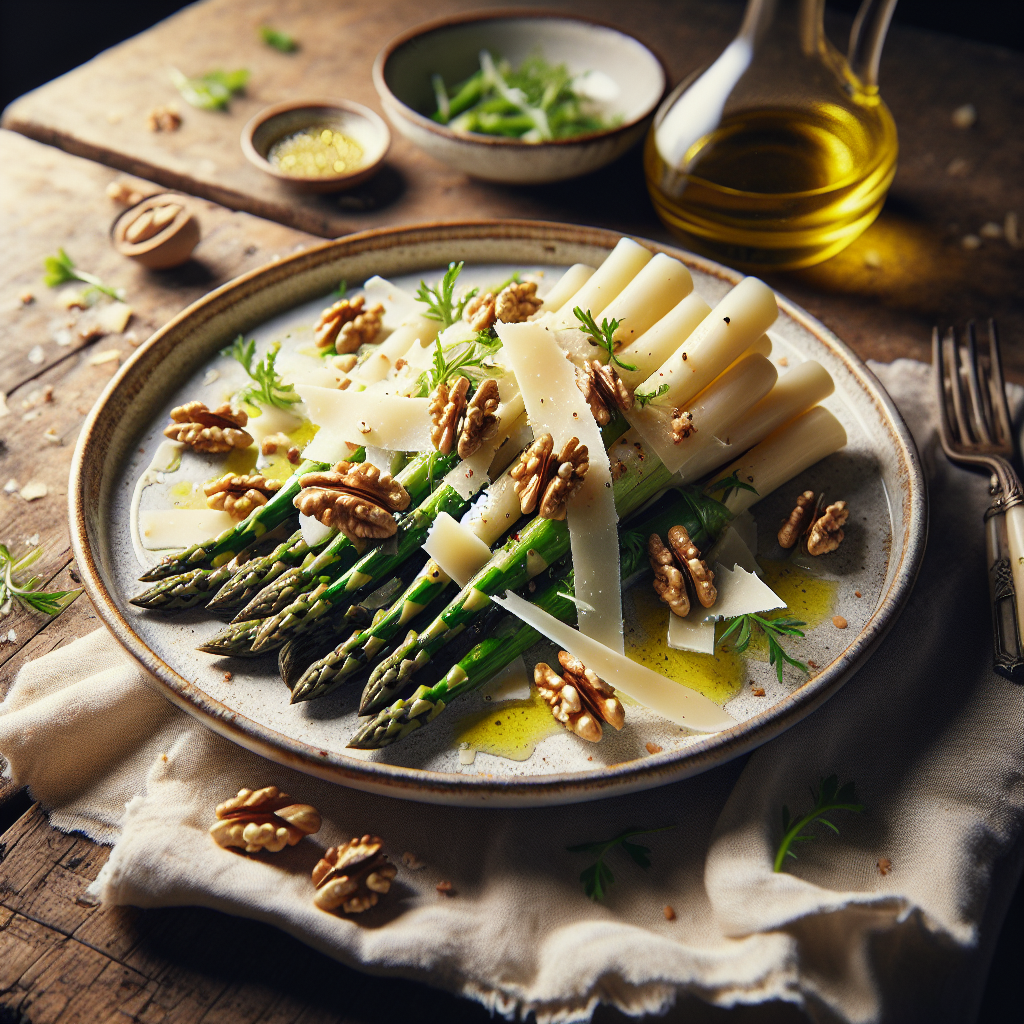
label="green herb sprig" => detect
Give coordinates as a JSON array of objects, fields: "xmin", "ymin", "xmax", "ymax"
[
  {"xmin": 567, "ymin": 825, "xmax": 676, "ymax": 901},
  {"xmin": 573, "ymin": 307, "xmax": 637, "ymax": 372},
  {"xmin": 43, "ymin": 249, "xmax": 124, "ymax": 302},
  {"xmin": 0, "ymin": 545, "xmax": 82, "ymax": 619},
  {"xmin": 774, "ymin": 775, "xmax": 864, "ymax": 872},
  {"xmin": 416, "ymin": 330, "xmax": 503, "ymax": 395},
  {"xmin": 332, "ymin": 279, "xmax": 348, "ymax": 299},
  {"xmin": 634, "ymin": 382, "xmax": 669, "ymax": 409},
  {"xmin": 719, "ymin": 613, "xmax": 808, "ymax": 682},
  {"xmin": 222, "ymin": 336, "xmax": 300, "ymax": 410},
  {"xmin": 171, "ymin": 68, "xmax": 250, "ymax": 111},
  {"xmin": 416, "ymin": 262, "xmax": 478, "ymax": 327},
  {"xmin": 706, "ymin": 471, "xmax": 758, "ymax": 504},
  {"xmin": 259, "ymin": 26, "xmax": 297, "ymax": 52}
]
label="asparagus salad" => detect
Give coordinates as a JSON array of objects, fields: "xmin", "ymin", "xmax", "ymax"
[{"xmin": 129, "ymin": 239, "xmax": 851, "ymax": 768}]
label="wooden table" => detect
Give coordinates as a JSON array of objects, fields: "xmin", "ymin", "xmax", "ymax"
[{"xmin": 0, "ymin": 0, "xmax": 1020, "ymax": 1019}]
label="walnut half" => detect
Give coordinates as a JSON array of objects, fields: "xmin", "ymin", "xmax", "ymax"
[
  {"xmin": 509, "ymin": 433, "xmax": 589, "ymax": 520},
  {"xmin": 778, "ymin": 490, "xmax": 816, "ymax": 549},
  {"xmin": 535, "ymin": 651, "xmax": 624, "ymax": 743},
  {"xmin": 807, "ymin": 500, "xmax": 849, "ymax": 556},
  {"xmin": 210, "ymin": 786, "xmax": 321, "ymax": 853},
  {"xmin": 312, "ymin": 835, "xmax": 397, "ymax": 913},
  {"xmin": 667, "ymin": 525, "xmax": 716, "ymax": 609},
  {"xmin": 576, "ymin": 359, "xmax": 632, "ymax": 426},
  {"xmin": 163, "ymin": 401, "xmax": 253, "ymax": 453},
  {"xmin": 294, "ymin": 461, "xmax": 411, "ymax": 543},
  {"xmin": 315, "ymin": 295, "xmax": 384, "ymax": 354},
  {"xmin": 204, "ymin": 473, "xmax": 282, "ymax": 520},
  {"xmin": 649, "ymin": 533, "xmax": 689, "ymax": 617}
]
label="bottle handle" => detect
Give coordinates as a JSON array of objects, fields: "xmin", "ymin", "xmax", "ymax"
[{"xmin": 847, "ymin": 0, "xmax": 898, "ymax": 88}]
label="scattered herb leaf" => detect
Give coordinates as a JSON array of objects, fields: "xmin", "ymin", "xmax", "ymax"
[
  {"xmin": 259, "ymin": 25, "xmax": 298, "ymax": 52},
  {"xmin": 42, "ymin": 249, "xmax": 124, "ymax": 302},
  {"xmin": 171, "ymin": 67, "xmax": 250, "ymax": 111},
  {"xmin": 676, "ymin": 485, "xmax": 733, "ymax": 545},
  {"xmin": 719, "ymin": 613, "xmax": 808, "ymax": 682},
  {"xmin": 705, "ymin": 471, "xmax": 759, "ymax": 504},
  {"xmin": 0, "ymin": 545, "xmax": 82, "ymax": 619},
  {"xmin": 416, "ymin": 262, "xmax": 478, "ymax": 326},
  {"xmin": 416, "ymin": 330, "xmax": 503, "ymax": 395},
  {"xmin": 332, "ymin": 279, "xmax": 348, "ymax": 299},
  {"xmin": 634, "ymin": 382, "xmax": 669, "ymax": 408},
  {"xmin": 222, "ymin": 336, "xmax": 300, "ymax": 409},
  {"xmin": 567, "ymin": 825, "xmax": 676, "ymax": 900},
  {"xmin": 573, "ymin": 307, "xmax": 637, "ymax": 372},
  {"xmin": 774, "ymin": 775, "xmax": 864, "ymax": 872}
]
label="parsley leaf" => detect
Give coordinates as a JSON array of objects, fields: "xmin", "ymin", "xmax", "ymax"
[
  {"xmin": 705, "ymin": 471, "xmax": 759, "ymax": 504},
  {"xmin": 774, "ymin": 775, "xmax": 864, "ymax": 872},
  {"xmin": 572, "ymin": 306, "xmax": 637, "ymax": 372},
  {"xmin": 415, "ymin": 329, "xmax": 503, "ymax": 395},
  {"xmin": 43, "ymin": 249, "xmax": 124, "ymax": 302},
  {"xmin": 634, "ymin": 382, "xmax": 669, "ymax": 408},
  {"xmin": 567, "ymin": 825, "xmax": 676, "ymax": 900},
  {"xmin": 416, "ymin": 262, "xmax": 478, "ymax": 327},
  {"xmin": 171, "ymin": 68, "xmax": 249, "ymax": 110},
  {"xmin": 222, "ymin": 336, "xmax": 300, "ymax": 409},
  {"xmin": 0, "ymin": 544, "xmax": 82, "ymax": 619},
  {"xmin": 719, "ymin": 613, "xmax": 808, "ymax": 682},
  {"xmin": 259, "ymin": 25, "xmax": 298, "ymax": 52}
]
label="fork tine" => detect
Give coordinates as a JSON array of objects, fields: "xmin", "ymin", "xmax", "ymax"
[
  {"xmin": 934, "ymin": 326, "xmax": 958, "ymax": 450},
  {"xmin": 963, "ymin": 322, "xmax": 993, "ymax": 445},
  {"xmin": 986, "ymin": 319, "xmax": 1014, "ymax": 449},
  {"xmin": 943, "ymin": 327, "xmax": 974, "ymax": 445}
]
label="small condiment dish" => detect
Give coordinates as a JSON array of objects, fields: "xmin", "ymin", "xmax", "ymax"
[
  {"xmin": 241, "ymin": 99, "xmax": 390, "ymax": 193},
  {"xmin": 373, "ymin": 11, "xmax": 666, "ymax": 185},
  {"xmin": 112, "ymin": 193, "xmax": 201, "ymax": 269}
]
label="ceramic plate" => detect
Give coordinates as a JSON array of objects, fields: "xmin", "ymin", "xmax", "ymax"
[{"xmin": 70, "ymin": 222, "xmax": 926, "ymax": 806}]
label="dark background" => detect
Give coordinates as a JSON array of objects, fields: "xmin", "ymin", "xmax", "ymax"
[{"xmin": 0, "ymin": 0, "xmax": 1020, "ymax": 1021}]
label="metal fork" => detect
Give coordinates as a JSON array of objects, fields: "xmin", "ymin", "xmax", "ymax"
[{"xmin": 934, "ymin": 320, "xmax": 1024, "ymax": 681}]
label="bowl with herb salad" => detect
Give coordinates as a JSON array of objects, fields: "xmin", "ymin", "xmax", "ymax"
[{"xmin": 373, "ymin": 11, "xmax": 667, "ymax": 184}]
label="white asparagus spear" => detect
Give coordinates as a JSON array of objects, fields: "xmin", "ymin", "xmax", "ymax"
[
  {"xmin": 599, "ymin": 253, "xmax": 694, "ymax": 346},
  {"xmin": 635, "ymin": 276, "xmax": 778, "ymax": 411},
  {"xmin": 616, "ymin": 292, "xmax": 712, "ymax": 389},
  {"xmin": 540, "ymin": 264, "xmax": 595, "ymax": 311},
  {"xmin": 677, "ymin": 360, "xmax": 834, "ymax": 481},
  {"xmin": 351, "ymin": 314, "xmax": 441, "ymax": 385},
  {"xmin": 553, "ymin": 237, "xmax": 652, "ymax": 326},
  {"xmin": 708, "ymin": 405, "xmax": 848, "ymax": 515}
]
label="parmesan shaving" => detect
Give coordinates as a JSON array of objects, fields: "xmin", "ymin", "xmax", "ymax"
[
  {"xmin": 700, "ymin": 565, "xmax": 785, "ymax": 622},
  {"xmin": 706, "ymin": 526, "xmax": 761, "ymax": 575},
  {"xmin": 667, "ymin": 613, "xmax": 716, "ymax": 654},
  {"xmin": 138, "ymin": 509, "xmax": 236, "ymax": 551},
  {"xmin": 299, "ymin": 512, "xmax": 334, "ymax": 548},
  {"xmin": 297, "ymin": 385, "xmax": 432, "ymax": 460},
  {"xmin": 494, "ymin": 591, "xmax": 736, "ymax": 732},
  {"xmin": 423, "ymin": 512, "xmax": 494, "ymax": 586},
  {"xmin": 496, "ymin": 320, "xmax": 623, "ymax": 652}
]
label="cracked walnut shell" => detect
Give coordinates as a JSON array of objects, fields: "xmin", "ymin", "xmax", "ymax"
[
  {"xmin": 210, "ymin": 786, "xmax": 321, "ymax": 853},
  {"xmin": 778, "ymin": 491, "xmax": 816, "ymax": 549},
  {"xmin": 668, "ymin": 525, "xmax": 717, "ymax": 609},
  {"xmin": 204, "ymin": 473, "xmax": 282, "ymax": 520},
  {"xmin": 312, "ymin": 835, "xmax": 397, "ymax": 913},
  {"xmin": 428, "ymin": 376, "xmax": 470, "ymax": 455},
  {"xmin": 807, "ymin": 500, "xmax": 848, "ymax": 556},
  {"xmin": 163, "ymin": 402, "xmax": 253, "ymax": 453},
  {"xmin": 534, "ymin": 651, "xmax": 624, "ymax": 743},
  {"xmin": 295, "ymin": 461, "xmax": 411, "ymax": 542},
  {"xmin": 577, "ymin": 359, "xmax": 632, "ymax": 426},
  {"xmin": 495, "ymin": 280, "xmax": 542, "ymax": 323},
  {"xmin": 649, "ymin": 533, "xmax": 689, "ymax": 617},
  {"xmin": 457, "ymin": 378, "xmax": 500, "ymax": 459}
]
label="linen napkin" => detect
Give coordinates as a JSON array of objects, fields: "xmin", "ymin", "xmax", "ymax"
[{"xmin": 1, "ymin": 359, "xmax": 1022, "ymax": 1024}]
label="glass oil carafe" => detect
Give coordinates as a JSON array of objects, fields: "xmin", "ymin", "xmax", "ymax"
[{"xmin": 645, "ymin": 0, "xmax": 899, "ymax": 271}]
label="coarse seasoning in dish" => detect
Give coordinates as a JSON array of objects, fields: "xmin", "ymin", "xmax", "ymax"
[{"xmin": 268, "ymin": 127, "xmax": 364, "ymax": 177}]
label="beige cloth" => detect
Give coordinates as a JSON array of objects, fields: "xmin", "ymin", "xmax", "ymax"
[{"xmin": 1, "ymin": 360, "xmax": 1022, "ymax": 1024}]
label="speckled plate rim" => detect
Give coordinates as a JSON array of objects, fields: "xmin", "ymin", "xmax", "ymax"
[{"xmin": 69, "ymin": 221, "xmax": 927, "ymax": 807}]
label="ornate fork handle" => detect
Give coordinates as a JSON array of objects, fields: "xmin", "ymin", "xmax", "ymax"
[{"xmin": 984, "ymin": 472, "xmax": 1024, "ymax": 682}]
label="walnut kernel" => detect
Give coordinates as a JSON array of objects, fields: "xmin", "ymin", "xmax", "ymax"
[
  {"xmin": 457, "ymin": 378, "xmax": 500, "ymax": 459},
  {"xmin": 312, "ymin": 835, "xmax": 397, "ymax": 913},
  {"xmin": 294, "ymin": 461, "xmax": 410, "ymax": 542},
  {"xmin": 163, "ymin": 401, "xmax": 253, "ymax": 453},
  {"xmin": 577, "ymin": 359, "xmax": 632, "ymax": 426},
  {"xmin": 495, "ymin": 280, "xmax": 542, "ymax": 323},
  {"xmin": 779, "ymin": 490, "xmax": 816, "ymax": 549},
  {"xmin": 667, "ymin": 525, "xmax": 716, "ymax": 609},
  {"xmin": 807, "ymin": 500, "xmax": 849, "ymax": 556},
  {"xmin": 534, "ymin": 651, "xmax": 624, "ymax": 742},
  {"xmin": 428, "ymin": 376, "xmax": 470, "ymax": 455},
  {"xmin": 649, "ymin": 533, "xmax": 689, "ymax": 617},
  {"xmin": 463, "ymin": 292, "xmax": 496, "ymax": 331},
  {"xmin": 204, "ymin": 473, "xmax": 282, "ymax": 520},
  {"xmin": 210, "ymin": 785, "xmax": 321, "ymax": 853}
]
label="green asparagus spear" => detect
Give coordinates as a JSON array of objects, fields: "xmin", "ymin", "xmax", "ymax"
[
  {"xmin": 249, "ymin": 472, "xmax": 470, "ymax": 652},
  {"xmin": 290, "ymin": 558, "xmax": 455, "ymax": 703},
  {"xmin": 206, "ymin": 528, "xmax": 325, "ymax": 614},
  {"xmin": 137, "ymin": 454, "xmax": 356, "ymax": 582},
  {"xmin": 357, "ymin": 439, "xmax": 675, "ymax": 701},
  {"xmin": 232, "ymin": 449, "xmax": 459, "ymax": 623}
]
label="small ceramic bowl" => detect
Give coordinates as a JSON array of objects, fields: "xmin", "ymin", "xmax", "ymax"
[
  {"xmin": 112, "ymin": 194, "xmax": 200, "ymax": 269},
  {"xmin": 373, "ymin": 11, "xmax": 667, "ymax": 185},
  {"xmin": 241, "ymin": 99, "xmax": 391, "ymax": 193}
]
